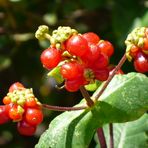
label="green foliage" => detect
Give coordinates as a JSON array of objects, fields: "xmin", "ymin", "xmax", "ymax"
[
  {"xmin": 95, "ymin": 114, "xmax": 148, "ymax": 148},
  {"xmin": 35, "ymin": 73, "xmax": 148, "ymax": 148},
  {"xmin": 0, "ymin": 0, "xmax": 148, "ymax": 147}
]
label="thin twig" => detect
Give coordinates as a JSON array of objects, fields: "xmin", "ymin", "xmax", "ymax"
[
  {"xmin": 95, "ymin": 54, "xmax": 127, "ymax": 101},
  {"xmin": 97, "ymin": 127, "xmax": 107, "ymax": 148},
  {"xmin": 109, "ymin": 123, "xmax": 114, "ymax": 148},
  {"xmin": 79, "ymin": 86, "xmax": 94, "ymax": 107},
  {"xmin": 42, "ymin": 104, "xmax": 87, "ymax": 111}
]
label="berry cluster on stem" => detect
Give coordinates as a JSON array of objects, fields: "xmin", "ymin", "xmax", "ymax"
[
  {"xmin": 36, "ymin": 25, "xmax": 115, "ymax": 93},
  {"xmin": 125, "ymin": 27, "xmax": 148, "ymax": 73},
  {"xmin": 0, "ymin": 82, "xmax": 43, "ymax": 136}
]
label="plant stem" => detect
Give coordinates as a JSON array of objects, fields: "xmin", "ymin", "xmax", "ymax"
[
  {"xmin": 97, "ymin": 127, "xmax": 107, "ymax": 148},
  {"xmin": 79, "ymin": 86, "xmax": 94, "ymax": 107},
  {"xmin": 42, "ymin": 104, "xmax": 87, "ymax": 111},
  {"xmin": 95, "ymin": 53, "xmax": 127, "ymax": 101},
  {"xmin": 109, "ymin": 123, "xmax": 114, "ymax": 148}
]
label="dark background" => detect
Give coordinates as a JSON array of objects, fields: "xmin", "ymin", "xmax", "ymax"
[{"xmin": 0, "ymin": 0, "xmax": 148, "ymax": 147}]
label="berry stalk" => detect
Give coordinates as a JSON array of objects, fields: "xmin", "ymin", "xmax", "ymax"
[{"xmin": 79, "ymin": 86, "xmax": 94, "ymax": 107}]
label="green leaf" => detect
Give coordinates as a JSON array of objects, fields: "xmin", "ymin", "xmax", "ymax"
[
  {"xmin": 36, "ymin": 73, "xmax": 148, "ymax": 148},
  {"xmin": 47, "ymin": 66, "xmax": 64, "ymax": 84},
  {"xmin": 95, "ymin": 114, "xmax": 148, "ymax": 148}
]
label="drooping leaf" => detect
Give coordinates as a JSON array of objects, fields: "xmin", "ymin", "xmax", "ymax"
[
  {"xmin": 36, "ymin": 73, "xmax": 148, "ymax": 148},
  {"xmin": 95, "ymin": 114, "xmax": 148, "ymax": 148}
]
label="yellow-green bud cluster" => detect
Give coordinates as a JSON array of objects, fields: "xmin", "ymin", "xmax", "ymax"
[
  {"xmin": 7, "ymin": 88, "xmax": 41, "ymax": 107},
  {"xmin": 125, "ymin": 27, "xmax": 146, "ymax": 61},
  {"xmin": 35, "ymin": 25, "xmax": 49, "ymax": 40},
  {"xmin": 35, "ymin": 25, "xmax": 78, "ymax": 49},
  {"xmin": 50, "ymin": 26, "xmax": 78, "ymax": 49}
]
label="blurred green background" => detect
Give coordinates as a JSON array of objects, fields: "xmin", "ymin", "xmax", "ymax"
[{"xmin": 0, "ymin": 0, "xmax": 148, "ymax": 147}]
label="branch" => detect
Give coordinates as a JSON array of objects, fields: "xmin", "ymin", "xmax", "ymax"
[
  {"xmin": 109, "ymin": 123, "xmax": 114, "ymax": 148},
  {"xmin": 97, "ymin": 127, "xmax": 107, "ymax": 148},
  {"xmin": 42, "ymin": 104, "xmax": 87, "ymax": 111},
  {"xmin": 80, "ymin": 86, "xmax": 94, "ymax": 107}
]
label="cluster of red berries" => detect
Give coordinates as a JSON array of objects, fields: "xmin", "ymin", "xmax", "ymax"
[
  {"xmin": 0, "ymin": 82, "xmax": 43, "ymax": 136},
  {"xmin": 37, "ymin": 26, "xmax": 114, "ymax": 92},
  {"xmin": 125, "ymin": 27, "xmax": 148, "ymax": 73}
]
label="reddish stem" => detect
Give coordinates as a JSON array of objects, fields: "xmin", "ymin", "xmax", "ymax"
[
  {"xmin": 80, "ymin": 86, "xmax": 94, "ymax": 107},
  {"xmin": 42, "ymin": 104, "xmax": 87, "ymax": 111},
  {"xmin": 97, "ymin": 127, "xmax": 107, "ymax": 148},
  {"xmin": 109, "ymin": 123, "xmax": 114, "ymax": 148}
]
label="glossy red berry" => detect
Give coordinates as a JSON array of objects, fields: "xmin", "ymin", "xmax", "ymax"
[
  {"xmin": 24, "ymin": 108, "xmax": 43, "ymax": 126},
  {"xmin": 116, "ymin": 69, "xmax": 124, "ymax": 75},
  {"xmin": 0, "ymin": 105, "xmax": 10, "ymax": 124},
  {"xmin": 65, "ymin": 34, "xmax": 89, "ymax": 57},
  {"xmin": 65, "ymin": 76, "xmax": 85, "ymax": 92},
  {"xmin": 25, "ymin": 97, "xmax": 37, "ymax": 108},
  {"xmin": 82, "ymin": 43, "xmax": 100, "ymax": 62},
  {"xmin": 60, "ymin": 61, "xmax": 84, "ymax": 80},
  {"xmin": 82, "ymin": 32, "xmax": 100, "ymax": 44},
  {"xmin": 134, "ymin": 52, "xmax": 148, "ymax": 73},
  {"xmin": 9, "ymin": 105, "xmax": 23, "ymax": 121},
  {"xmin": 3, "ymin": 96, "xmax": 11, "ymax": 105},
  {"xmin": 94, "ymin": 68, "xmax": 109, "ymax": 81},
  {"xmin": 98, "ymin": 40, "xmax": 114, "ymax": 57},
  {"xmin": 17, "ymin": 120, "xmax": 36, "ymax": 136},
  {"xmin": 130, "ymin": 45, "xmax": 140, "ymax": 58},
  {"xmin": 93, "ymin": 53, "xmax": 109, "ymax": 69},
  {"xmin": 9, "ymin": 82, "xmax": 25, "ymax": 92},
  {"xmin": 40, "ymin": 47, "xmax": 61, "ymax": 69}
]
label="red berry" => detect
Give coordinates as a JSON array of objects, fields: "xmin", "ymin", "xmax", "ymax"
[
  {"xmin": 24, "ymin": 108, "xmax": 43, "ymax": 126},
  {"xmin": 3, "ymin": 96, "xmax": 11, "ymax": 105},
  {"xmin": 134, "ymin": 52, "xmax": 148, "ymax": 73},
  {"xmin": 0, "ymin": 105, "xmax": 10, "ymax": 124},
  {"xmin": 98, "ymin": 40, "xmax": 114, "ymax": 57},
  {"xmin": 94, "ymin": 68, "xmax": 109, "ymax": 81},
  {"xmin": 82, "ymin": 43, "xmax": 100, "ymax": 62},
  {"xmin": 93, "ymin": 53, "xmax": 109, "ymax": 69},
  {"xmin": 17, "ymin": 120, "xmax": 36, "ymax": 136},
  {"xmin": 40, "ymin": 47, "xmax": 61, "ymax": 69},
  {"xmin": 60, "ymin": 61, "xmax": 84, "ymax": 80},
  {"xmin": 116, "ymin": 69, "xmax": 124, "ymax": 75},
  {"xmin": 9, "ymin": 105, "xmax": 23, "ymax": 121},
  {"xmin": 65, "ymin": 76, "xmax": 85, "ymax": 92},
  {"xmin": 130, "ymin": 45, "xmax": 140, "ymax": 58},
  {"xmin": 66, "ymin": 34, "xmax": 89, "ymax": 57},
  {"xmin": 25, "ymin": 97, "xmax": 37, "ymax": 108},
  {"xmin": 9, "ymin": 82, "xmax": 25, "ymax": 92},
  {"xmin": 82, "ymin": 32, "xmax": 100, "ymax": 44}
]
